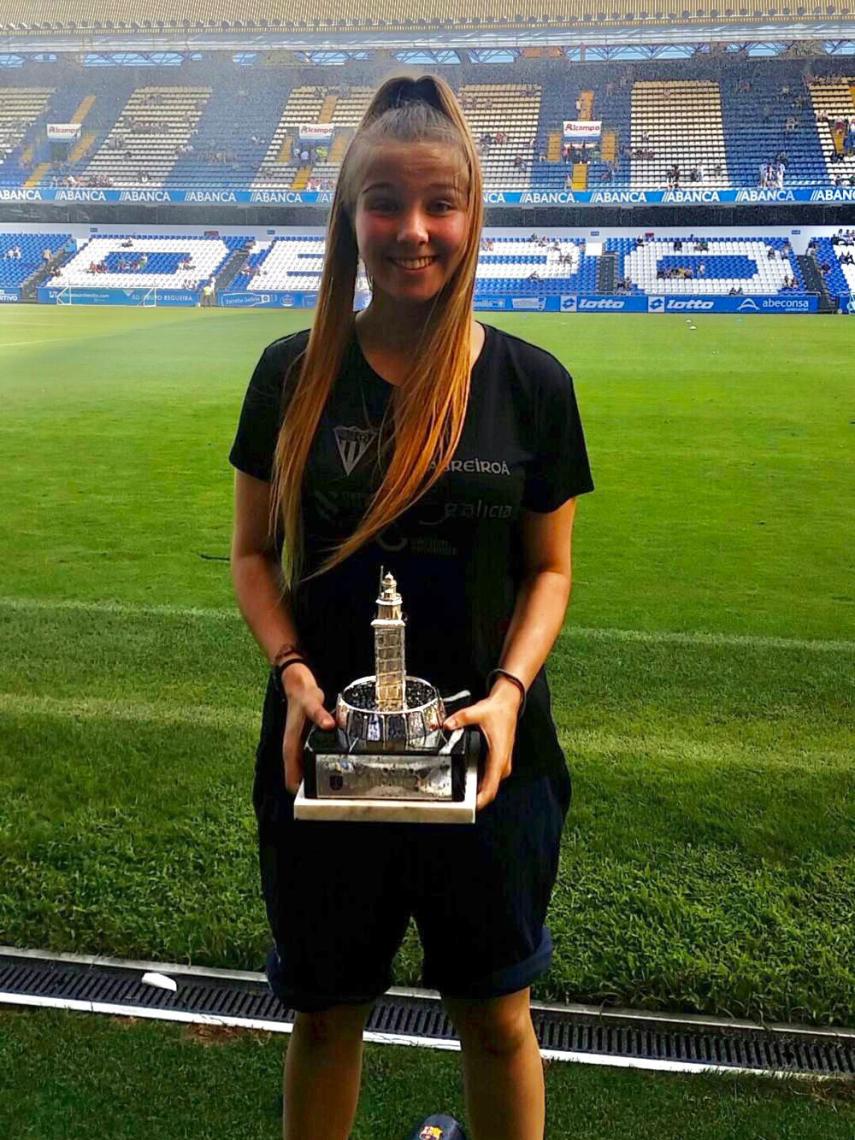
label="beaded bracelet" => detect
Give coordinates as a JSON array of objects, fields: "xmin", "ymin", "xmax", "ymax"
[{"xmin": 486, "ymin": 668, "xmax": 527, "ymax": 719}]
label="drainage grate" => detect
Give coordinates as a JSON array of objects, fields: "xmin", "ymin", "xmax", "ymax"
[{"xmin": 1, "ymin": 952, "xmax": 852, "ymax": 1078}]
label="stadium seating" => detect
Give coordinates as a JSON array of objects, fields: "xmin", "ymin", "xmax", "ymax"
[
  {"xmin": 0, "ymin": 231, "xmax": 70, "ymax": 288},
  {"xmin": 44, "ymin": 234, "xmax": 246, "ymax": 290},
  {"xmin": 459, "ymin": 85, "xmax": 541, "ymax": 191},
  {"xmin": 1, "ymin": 57, "xmax": 853, "ymax": 196},
  {"xmin": 84, "ymin": 87, "xmax": 211, "ymax": 186},
  {"xmin": 809, "ymin": 79, "xmax": 855, "ymax": 184},
  {"xmin": 171, "ymin": 73, "xmax": 282, "ymax": 189},
  {"xmin": 0, "ymin": 87, "xmax": 53, "ymax": 177},
  {"xmin": 720, "ymin": 72, "xmax": 827, "ymax": 188},
  {"xmin": 254, "ymin": 85, "xmax": 374, "ymax": 191},
  {"xmin": 230, "ymin": 234, "xmax": 596, "ymax": 295},
  {"xmin": 10, "ymin": 226, "xmax": 853, "ymax": 308},
  {"xmin": 630, "ymin": 81, "xmax": 729, "ymax": 190},
  {"xmin": 812, "ymin": 235, "xmax": 855, "ymax": 301},
  {"xmin": 608, "ymin": 237, "xmax": 804, "ymax": 294}
]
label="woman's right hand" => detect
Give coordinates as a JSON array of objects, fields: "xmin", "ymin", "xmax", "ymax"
[{"xmin": 280, "ymin": 664, "xmax": 336, "ymax": 794}]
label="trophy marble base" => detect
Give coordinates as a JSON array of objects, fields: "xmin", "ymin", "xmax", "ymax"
[
  {"xmin": 294, "ymin": 719, "xmax": 482, "ymax": 824},
  {"xmin": 294, "ymin": 751, "xmax": 478, "ymax": 823}
]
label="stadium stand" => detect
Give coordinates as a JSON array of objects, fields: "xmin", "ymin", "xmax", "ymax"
[
  {"xmin": 720, "ymin": 70, "xmax": 827, "ymax": 189},
  {"xmin": 254, "ymin": 85, "xmax": 374, "ymax": 191},
  {"xmin": 810, "ymin": 78, "xmax": 855, "ymax": 184},
  {"xmin": 612, "ymin": 236, "xmax": 804, "ymax": 294},
  {"xmin": 1, "ymin": 59, "xmax": 854, "ymax": 194},
  {"xmin": 84, "ymin": 87, "xmax": 211, "ymax": 187},
  {"xmin": 170, "ymin": 73, "xmax": 282, "ymax": 189},
  {"xmin": 0, "ymin": 231, "xmax": 70, "ymax": 289},
  {"xmin": 460, "ymin": 85, "xmax": 541, "ymax": 191},
  {"xmin": 630, "ymin": 81, "xmax": 728, "ymax": 190},
  {"xmin": 43, "ymin": 234, "xmax": 246, "ymax": 291},
  {"xmin": 7, "ymin": 226, "xmax": 854, "ymax": 311},
  {"xmin": 812, "ymin": 232, "xmax": 855, "ymax": 303},
  {"xmin": 0, "ymin": 87, "xmax": 53, "ymax": 175},
  {"xmin": 230, "ymin": 234, "xmax": 596, "ymax": 296}
]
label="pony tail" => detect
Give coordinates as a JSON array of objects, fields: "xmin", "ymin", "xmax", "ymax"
[{"xmin": 362, "ymin": 75, "xmax": 446, "ymax": 123}]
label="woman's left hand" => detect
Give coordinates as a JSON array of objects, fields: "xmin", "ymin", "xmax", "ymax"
[{"xmin": 442, "ymin": 679, "xmax": 523, "ymax": 811}]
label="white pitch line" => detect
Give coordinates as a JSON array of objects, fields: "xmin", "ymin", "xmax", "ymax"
[
  {"xmin": 0, "ymin": 993, "xmax": 840, "ymax": 1079},
  {"xmin": 0, "ymin": 695, "xmax": 848, "ymax": 769},
  {"xmin": 0, "ymin": 596, "xmax": 238, "ymax": 622},
  {"xmin": 0, "ymin": 692, "xmax": 257, "ymax": 730},
  {"xmin": 4, "ymin": 945, "xmax": 852, "ymax": 1040},
  {"xmin": 0, "ymin": 597, "xmax": 851, "ymax": 653}
]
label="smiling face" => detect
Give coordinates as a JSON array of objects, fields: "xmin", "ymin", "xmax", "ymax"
[{"xmin": 352, "ymin": 140, "xmax": 471, "ymax": 312}]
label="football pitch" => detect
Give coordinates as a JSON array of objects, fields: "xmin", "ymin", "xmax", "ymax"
[{"xmin": 0, "ymin": 305, "xmax": 852, "ymax": 1034}]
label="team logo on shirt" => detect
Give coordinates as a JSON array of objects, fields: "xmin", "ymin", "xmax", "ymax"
[{"xmin": 334, "ymin": 425, "xmax": 377, "ymax": 476}]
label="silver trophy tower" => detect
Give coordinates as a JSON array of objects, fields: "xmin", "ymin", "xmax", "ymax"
[
  {"xmin": 372, "ymin": 571, "xmax": 406, "ymax": 710},
  {"xmin": 335, "ymin": 569, "xmax": 445, "ymax": 754}
]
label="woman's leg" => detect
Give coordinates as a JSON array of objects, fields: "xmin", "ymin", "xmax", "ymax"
[
  {"xmin": 443, "ymin": 988, "xmax": 545, "ymax": 1140},
  {"xmin": 282, "ymin": 1001, "xmax": 375, "ymax": 1140}
]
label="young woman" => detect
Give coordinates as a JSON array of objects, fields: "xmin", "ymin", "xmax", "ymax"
[{"xmin": 229, "ymin": 75, "xmax": 594, "ymax": 1140}]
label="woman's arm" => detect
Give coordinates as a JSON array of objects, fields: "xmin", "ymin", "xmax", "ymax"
[
  {"xmin": 443, "ymin": 497, "xmax": 577, "ymax": 810},
  {"xmin": 230, "ymin": 469, "xmax": 300, "ymax": 664},
  {"xmin": 492, "ymin": 496, "xmax": 577, "ymax": 701},
  {"xmin": 231, "ymin": 469, "xmax": 334, "ymax": 793}
]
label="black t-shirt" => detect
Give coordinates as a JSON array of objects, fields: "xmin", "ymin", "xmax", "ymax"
[{"xmin": 229, "ymin": 321, "xmax": 594, "ymax": 779}]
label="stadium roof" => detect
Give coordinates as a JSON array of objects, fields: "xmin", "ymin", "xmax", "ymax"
[{"xmin": 3, "ymin": 0, "xmax": 854, "ymax": 38}]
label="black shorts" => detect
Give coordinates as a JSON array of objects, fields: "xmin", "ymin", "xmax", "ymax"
[{"xmin": 252, "ymin": 684, "xmax": 572, "ymax": 1014}]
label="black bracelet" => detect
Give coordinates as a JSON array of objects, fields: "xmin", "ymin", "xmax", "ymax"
[
  {"xmin": 271, "ymin": 655, "xmax": 310, "ymax": 698},
  {"xmin": 486, "ymin": 668, "xmax": 527, "ymax": 719}
]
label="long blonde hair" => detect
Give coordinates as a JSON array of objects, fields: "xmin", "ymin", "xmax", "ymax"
[{"xmin": 269, "ymin": 74, "xmax": 484, "ymax": 593}]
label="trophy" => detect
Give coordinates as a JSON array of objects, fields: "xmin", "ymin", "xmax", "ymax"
[{"xmin": 294, "ymin": 569, "xmax": 482, "ymax": 823}]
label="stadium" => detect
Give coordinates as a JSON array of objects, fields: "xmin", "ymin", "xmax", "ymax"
[{"xmin": 0, "ymin": 3, "xmax": 853, "ymax": 1138}]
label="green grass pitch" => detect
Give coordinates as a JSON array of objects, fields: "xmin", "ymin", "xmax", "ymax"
[{"xmin": 0, "ymin": 306, "xmax": 852, "ymax": 1027}]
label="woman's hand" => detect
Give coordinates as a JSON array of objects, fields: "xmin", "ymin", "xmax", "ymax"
[
  {"xmin": 280, "ymin": 664, "xmax": 336, "ymax": 795},
  {"xmin": 442, "ymin": 677, "xmax": 523, "ymax": 811}
]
